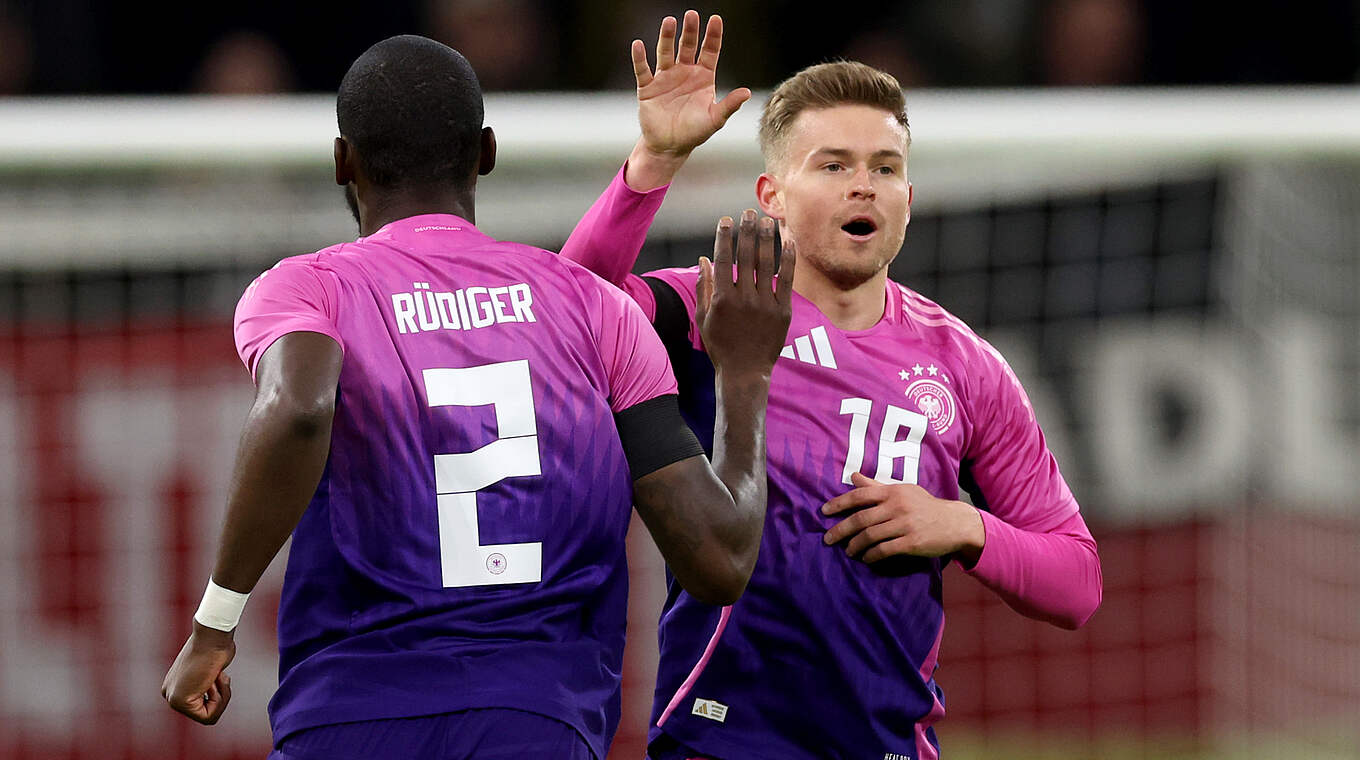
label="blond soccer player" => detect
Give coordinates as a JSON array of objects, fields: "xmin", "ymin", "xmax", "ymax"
[{"xmin": 560, "ymin": 11, "xmax": 1102, "ymax": 760}]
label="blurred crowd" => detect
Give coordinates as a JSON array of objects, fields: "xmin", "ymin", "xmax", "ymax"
[{"xmin": 0, "ymin": 0, "xmax": 1356, "ymax": 95}]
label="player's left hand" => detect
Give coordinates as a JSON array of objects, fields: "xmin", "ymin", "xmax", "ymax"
[
  {"xmin": 822, "ymin": 472, "xmax": 985, "ymax": 564},
  {"xmin": 633, "ymin": 10, "xmax": 751, "ymax": 160},
  {"xmin": 697, "ymin": 210, "xmax": 794, "ymax": 378}
]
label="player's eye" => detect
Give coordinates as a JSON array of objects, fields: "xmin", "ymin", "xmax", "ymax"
[
  {"xmin": 823, "ymin": 163, "xmax": 844, "ymax": 173},
  {"xmin": 876, "ymin": 165, "xmax": 896, "ymax": 175}
]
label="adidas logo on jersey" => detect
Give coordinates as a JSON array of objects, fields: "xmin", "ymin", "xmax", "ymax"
[
  {"xmin": 691, "ymin": 697, "xmax": 729, "ymax": 723},
  {"xmin": 779, "ymin": 325, "xmax": 837, "ymax": 369}
]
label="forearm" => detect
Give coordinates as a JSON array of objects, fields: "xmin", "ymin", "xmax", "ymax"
[
  {"xmin": 964, "ymin": 510, "xmax": 1102, "ymax": 629},
  {"xmin": 630, "ymin": 372, "xmax": 771, "ymax": 606},
  {"xmin": 163, "ymin": 394, "xmax": 331, "ymax": 725},
  {"xmin": 210, "ymin": 399, "xmax": 333, "ymax": 593},
  {"xmin": 707, "ymin": 370, "xmax": 772, "ymax": 566},
  {"xmin": 559, "ymin": 156, "xmax": 669, "ymax": 288}
]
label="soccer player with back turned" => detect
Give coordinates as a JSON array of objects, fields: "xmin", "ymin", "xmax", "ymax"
[
  {"xmin": 160, "ymin": 35, "xmax": 794, "ymax": 759},
  {"xmin": 564, "ymin": 11, "xmax": 1103, "ymax": 759}
]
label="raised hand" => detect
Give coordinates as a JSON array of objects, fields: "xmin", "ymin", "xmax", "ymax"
[
  {"xmin": 821, "ymin": 473, "xmax": 985, "ymax": 564},
  {"xmin": 697, "ymin": 210, "xmax": 794, "ymax": 379},
  {"xmin": 627, "ymin": 11, "xmax": 751, "ymax": 190}
]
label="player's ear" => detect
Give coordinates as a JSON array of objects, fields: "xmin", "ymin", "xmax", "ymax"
[
  {"xmin": 905, "ymin": 181, "xmax": 913, "ymax": 225},
  {"xmin": 478, "ymin": 127, "xmax": 496, "ymax": 176},
  {"xmin": 334, "ymin": 137, "xmax": 355, "ymax": 186},
  {"xmin": 756, "ymin": 173, "xmax": 784, "ymax": 220}
]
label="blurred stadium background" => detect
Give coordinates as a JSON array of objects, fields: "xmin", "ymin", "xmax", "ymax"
[{"xmin": 1, "ymin": 1, "xmax": 1358, "ymax": 759}]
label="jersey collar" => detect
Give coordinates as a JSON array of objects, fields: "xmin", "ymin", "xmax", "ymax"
[{"xmin": 362, "ymin": 213, "xmax": 487, "ymax": 246}]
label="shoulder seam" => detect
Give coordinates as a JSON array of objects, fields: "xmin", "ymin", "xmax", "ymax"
[{"xmin": 897, "ymin": 285, "xmax": 1034, "ymax": 420}]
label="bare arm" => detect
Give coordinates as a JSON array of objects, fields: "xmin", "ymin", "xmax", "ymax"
[
  {"xmin": 161, "ymin": 331, "xmax": 342, "ymax": 724},
  {"xmin": 630, "ymin": 212, "xmax": 793, "ymax": 605},
  {"xmin": 631, "ymin": 409, "xmax": 765, "ymax": 606},
  {"xmin": 209, "ymin": 331, "xmax": 341, "ymax": 593}
]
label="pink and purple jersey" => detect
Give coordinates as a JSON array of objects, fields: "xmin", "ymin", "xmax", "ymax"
[
  {"xmin": 234, "ymin": 214, "xmax": 675, "ymax": 757},
  {"xmin": 562, "ymin": 169, "xmax": 1101, "ymax": 760}
]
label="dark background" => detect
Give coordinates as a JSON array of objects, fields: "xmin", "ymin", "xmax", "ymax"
[{"xmin": 0, "ymin": 0, "xmax": 1356, "ymax": 95}]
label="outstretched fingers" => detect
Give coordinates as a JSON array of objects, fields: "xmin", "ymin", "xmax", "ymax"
[
  {"xmin": 734, "ymin": 209, "xmax": 757, "ymax": 289},
  {"xmin": 697, "ymin": 210, "xmax": 795, "ymax": 377},
  {"xmin": 697, "ymin": 14, "xmax": 724, "ymax": 70},
  {"xmin": 714, "ymin": 87, "xmax": 752, "ymax": 123},
  {"xmin": 775, "ymin": 236, "xmax": 796, "ymax": 303},
  {"xmin": 676, "ymin": 9, "xmax": 701, "ymax": 65},
  {"xmin": 701, "ymin": 15, "xmax": 749, "ymax": 126},
  {"xmin": 631, "ymin": 39, "xmax": 653, "ymax": 88},
  {"xmin": 712, "ymin": 214, "xmax": 736, "ymax": 285},
  {"xmin": 655, "ymin": 15, "xmax": 677, "ymax": 71},
  {"xmin": 754, "ymin": 216, "xmax": 776, "ymax": 292},
  {"xmin": 696, "ymin": 255, "xmax": 715, "ymax": 320}
]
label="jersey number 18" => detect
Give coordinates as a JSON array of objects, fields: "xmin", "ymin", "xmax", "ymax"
[{"xmin": 840, "ymin": 397, "xmax": 929, "ymax": 485}]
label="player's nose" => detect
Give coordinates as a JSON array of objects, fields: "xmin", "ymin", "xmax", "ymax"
[{"xmin": 845, "ymin": 167, "xmax": 875, "ymax": 200}]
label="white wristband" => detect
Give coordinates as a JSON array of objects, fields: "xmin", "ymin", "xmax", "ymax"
[{"xmin": 194, "ymin": 579, "xmax": 250, "ymax": 632}]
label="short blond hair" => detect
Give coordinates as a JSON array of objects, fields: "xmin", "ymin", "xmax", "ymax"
[{"xmin": 758, "ymin": 61, "xmax": 910, "ymax": 172}]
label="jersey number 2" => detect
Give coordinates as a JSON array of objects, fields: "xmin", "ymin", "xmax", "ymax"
[{"xmin": 424, "ymin": 360, "xmax": 542, "ymax": 587}]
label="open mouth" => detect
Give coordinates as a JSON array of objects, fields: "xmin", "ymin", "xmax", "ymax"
[{"xmin": 841, "ymin": 217, "xmax": 878, "ymax": 239}]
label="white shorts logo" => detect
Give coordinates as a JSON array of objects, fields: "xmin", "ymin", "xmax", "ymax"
[{"xmin": 906, "ymin": 378, "xmax": 956, "ymax": 435}]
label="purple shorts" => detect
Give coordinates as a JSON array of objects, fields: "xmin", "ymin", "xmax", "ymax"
[
  {"xmin": 267, "ymin": 708, "xmax": 593, "ymax": 760},
  {"xmin": 647, "ymin": 732, "xmax": 716, "ymax": 760}
]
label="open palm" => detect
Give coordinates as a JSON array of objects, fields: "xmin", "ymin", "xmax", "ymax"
[{"xmin": 632, "ymin": 11, "xmax": 751, "ymax": 157}]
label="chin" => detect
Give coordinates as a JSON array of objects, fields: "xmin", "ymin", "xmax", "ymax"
[{"xmin": 810, "ymin": 255, "xmax": 886, "ymax": 291}]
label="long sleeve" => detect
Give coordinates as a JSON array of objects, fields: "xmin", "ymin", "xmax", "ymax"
[
  {"xmin": 559, "ymin": 162, "xmax": 669, "ymax": 317},
  {"xmin": 965, "ymin": 510, "xmax": 1102, "ymax": 629},
  {"xmin": 954, "ymin": 327, "xmax": 1103, "ymax": 630}
]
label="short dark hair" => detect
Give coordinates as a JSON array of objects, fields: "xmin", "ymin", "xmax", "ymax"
[{"xmin": 337, "ymin": 35, "xmax": 484, "ymax": 190}]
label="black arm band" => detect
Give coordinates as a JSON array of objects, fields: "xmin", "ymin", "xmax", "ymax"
[
  {"xmin": 615, "ymin": 394, "xmax": 706, "ymax": 480},
  {"xmin": 643, "ymin": 275, "xmax": 697, "ymax": 400},
  {"xmin": 644, "ymin": 275, "xmax": 691, "ymax": 356}
]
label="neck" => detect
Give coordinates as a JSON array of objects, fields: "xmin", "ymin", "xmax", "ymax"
[
  {"xmin": 357, "ymin": 186, "xmax": 476, "ymax": 237},
  {"xmin": 793, "ymin": 266, "xmax": 889, "ymax": 331}
]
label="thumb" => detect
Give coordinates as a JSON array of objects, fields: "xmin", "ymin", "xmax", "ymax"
[
  {"xmin": 696, "ymin": 256, "xmax": 714, "ymax": 319},
  {"xmin": 714, "ymin": 88, "xmax": 751, "ymax": 124}
]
